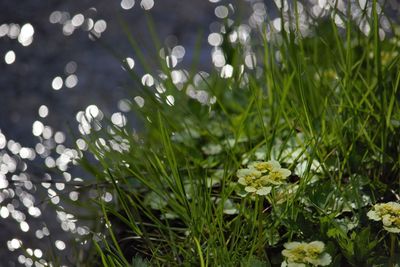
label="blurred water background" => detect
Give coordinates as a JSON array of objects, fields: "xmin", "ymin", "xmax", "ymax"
[
  {"xmin": 0, "ymin": 0, "xmax": 399, "ymax": 266},
  {"xmin": 0, "ymin": 1, "xmax": 220, "ymax": 265}
]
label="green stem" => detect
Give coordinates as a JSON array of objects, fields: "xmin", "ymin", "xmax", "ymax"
[
  {"xmin": 390, "ymin": 233, "xmax": 396, "ymax": 267},
  {"xmin": 257, "ymin": 196, "xmax": 265, "ymax": 257}
]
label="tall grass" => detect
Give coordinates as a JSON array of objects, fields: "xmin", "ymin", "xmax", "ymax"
[{"xmin": 77, "ymin": 1, "xmax": 400, "ymax": 266}]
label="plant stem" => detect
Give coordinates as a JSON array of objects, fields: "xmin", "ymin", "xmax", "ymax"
[
  {"xmin": 257, "ymin": 196, "xmax": 265, "ymax": 257},
  {"xmin": 390, "ymin": 233, "xmax": 396, "ymax": 267}
]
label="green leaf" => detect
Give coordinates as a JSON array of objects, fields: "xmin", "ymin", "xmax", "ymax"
[
  {"xmin": 241, "ymin": 256, "xmax": 270, "ymax": 267},
  {"xmin": 131, "ymin": 255, "xmax": 149, "ymax": 267}
]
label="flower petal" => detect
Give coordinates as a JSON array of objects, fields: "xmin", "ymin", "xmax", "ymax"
[
  {"xmin": 287, "ymin": 263, "xmax": 306, "ymax": 267},
  {"xmin": 238, "ymin": 178, "xmax": 247, "ymax": 185},
  {"xmin": 236, "ymin": 168, "xmax": 250, "ymax": 178},
  {"xmin": 384, "ymin": 226, "xmax": 400, "ymax": 233},
  {"xmin": 256, "ymin": 187, "xmax": 271, "ymax": 196},
  {"xmin": 267, "ymin": 160, "xmax": 281, "ymax": 170},
  {"xmin": 367, "ymin": 210, "xmax": 380, "ymax": 221},
  {"xmin": 245, "ymin": 186, "xmax": 257, "ymax": 193},
  {"xmin": 283, "ymin": 242, "xmax": 301, "ymax": 249},
  {"xmin": 309, "ymin": 241, "xmax": 325, "ymax": 251},
  {"xmin": 318, "ymin": 253, "xmax": 332, "ymax": 266},
  {"xmin": 279, "ymin": 168, "xmax": 291, "ymax": 178}
]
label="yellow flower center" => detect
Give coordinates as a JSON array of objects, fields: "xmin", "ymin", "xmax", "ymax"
[
  {"xmin": 290, "ymin": 245, "xmax": 309, "ymax": 262},
  {"xmin": 243, "ymin": 171, "xmax": 260, "ymax": 184},
  {"xmin": 268, "ymin": 171, "xmax": 286, "ymax": 183},
  {"xmin": 252, "ymin": 162, "xmax": 274, "ymax": 172}
]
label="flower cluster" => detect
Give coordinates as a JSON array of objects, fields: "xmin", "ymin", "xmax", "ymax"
[
  {"xmin": 237, "ymin": 160, "xmax": 291, "ymax": 196},
  {"xmin": 281, "ymin": 241, "xmax": 332, "ymax": 267},
  {"xmin": 367, "ymin": 202, "xmax": 400, "ymax": 233}
]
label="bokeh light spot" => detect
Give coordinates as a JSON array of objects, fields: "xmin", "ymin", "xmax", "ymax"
[
  {"xmin": 166, "ymin": 95, "xmax": 175, "ymax": 106},
  {"xmin": 141, "ymin": 74, "xmax": 154, "ymax": 87},
  {"xmin": 123, "ymin": 57, "xmax": 135, "ymax": 70},
  {"xmin": 0, "ymin": 206, "xmax": 10, "ymax": 218},
  {"xmin": 65, "ymin": 61, "xmax": 77, "ymax": 74},
  {"xmin": 215, "ymin": 5, "xmax": 229, "ymax": 18},
  {"xmin": 38, "ymin": 105, "xmax": 49, "ymax": 118},
  {"xmin": 111, "ymin": 112, "xmax": 127, "ymax": 127},
  {"xmin": 54, "ymin": 132, "xmax": 66, "ymax": 144},
  {"xmin": 121, "ymin": 0, "xmax": 135, "ymax": 10},
  {"xmin": 51, "ymin": 76, "xmax": 63, "ymax": 90},
  {"xmin": 71, "ymin": 14, "xmax": 85, "ymax": 27},
  {"xmin": 118, "ymin": 99, "xmax": 131, "ymax": 112},
  {"xmin": 49, "ymin": 11, "xmax": 62, "ymax": 24},
  {"xmin": 140, "ymin": 0, "xmax": 154, "ymax": 10},
  {"xmin": 65, "ymin": 74, "xmax": 78, "ymax": 88},
  {"xmin": 221, "ymin": 64, "xmax": 233, "ymax": 78},
  {"xmin": 18, "ymin": 23, "xmax": 34, "ymax": 46},
  {"xmin": 134, "ymin": 96, "xmax": 145, "ymax": 108},
  {"xmin": 20, "ymin": 221, "xmax": 30, "ymax": 232},
  {"xmin": 11, "ymin": 238, "xmax": 22, "ymax": 249},
  {"xmin": 32, "ymin": 121, "xmax": 44, "ymax": 136},
  {"xmin": 208, "ymin": 33, "xmax": 223, "ymax": 46},
  {"xmin": 55, "ymin": 240, "xmax": 66, "ymax": 251},
  {"xmin": 4, "ymin": 50, "xmax": 16, "ymax": 64},
  {"xmin": 0, "ymin": 132, "xmax": 6, "ymax": 149},
  {"xmin": 94, "ymin": 20, "xmax": 107, "ymax": 33},
  {"xmin": 34, "ymin": 249, "xmax": 43, "ymax": 258}
]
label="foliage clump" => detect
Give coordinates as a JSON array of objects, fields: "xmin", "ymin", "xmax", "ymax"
[{"xmin": 75, "ymin": 1, "xmax": 400, "ymax": 266}]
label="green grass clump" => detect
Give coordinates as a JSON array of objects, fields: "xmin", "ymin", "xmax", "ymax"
[{"xmin": 77, "ymin": 2, "xmax": 400, "ymax": 266}]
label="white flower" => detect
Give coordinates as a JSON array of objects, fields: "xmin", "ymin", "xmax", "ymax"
[
  {"xmin": 367, "ymin": 202, "xmax": 400, "ymax": 233},
  {"xmin": 236, "ymin": 168, "xmax": 271, "ymax": 195},
  {"xmin": 281, "ymin": 241, "xmax": 332, "ymax": 266},
  {"xmin": 237, "ymin": 160, "xmax": 291, "ymax": 197},
  {"xmin": 219, "ymin": 198, "xmax": 239, "ymax": 215},
  {"xmin": 201, "ymin": 143, "xmax": 222, "ymax": 155},
  {"xmin": 274, "ymin": 184, "xmax": 299, "ymax": 204}
]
